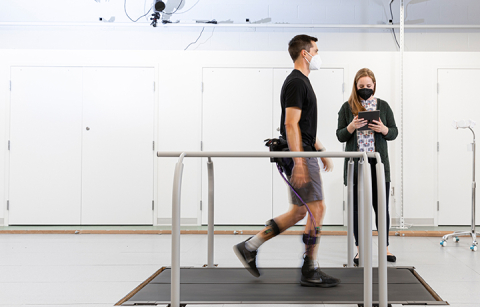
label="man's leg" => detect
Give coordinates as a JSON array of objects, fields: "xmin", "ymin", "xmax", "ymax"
[
  {"xmin": 250, "ymin": 204, "xmax": 307, "ymax": 246},
  {"xmin": 300, "ymin": 199, "xmax": 340, "ymax": 288},
  {"xmin": 303, "ymin": 200, "xmax": 325, "ymax": 259},
  {"xmin": 233, "ymin": 204, "xmax": 307, "ymax": 277},
  {"xmin": 301, "ymin": 200, "xmax": 324, "ymax": 277}
]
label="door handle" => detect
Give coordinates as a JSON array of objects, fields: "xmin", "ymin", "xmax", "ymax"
[{"xmin": 86, "ymin": 127, "xmax": 90, "ymax": 131}]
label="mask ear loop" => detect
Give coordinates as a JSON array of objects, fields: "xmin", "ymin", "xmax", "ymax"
[{"xmin": 303, "ymin": 51, "xmax": 312, "ymax": 65}]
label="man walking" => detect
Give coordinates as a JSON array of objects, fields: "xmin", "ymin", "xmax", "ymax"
[{"xmin": 234, "ymin": 35, "xmax": 340, "ymax": 287}]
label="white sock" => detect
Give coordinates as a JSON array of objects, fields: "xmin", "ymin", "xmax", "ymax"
[{"xmin": 245, "ymin": 234, "xmax": 265, "ymax": 251}]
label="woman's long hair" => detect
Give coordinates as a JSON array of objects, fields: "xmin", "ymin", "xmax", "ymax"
[{"xmin": 348, "ymin": 68, "xmax": 377, "ymax": 116}]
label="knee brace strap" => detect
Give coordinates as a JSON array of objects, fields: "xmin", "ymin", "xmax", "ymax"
[
  {"xmin": 265, "ymin": 219, "xmax": 281, "ymax": 236},
  {"xmin": 303, "ymin": 233, "xmax": 318, "ymax": 246}
]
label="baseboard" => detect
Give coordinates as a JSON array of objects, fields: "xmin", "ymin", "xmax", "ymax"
[
  {"xmin": 391, "ymin": 218, "xmax": 435, "ymax": 226},
  {"xmin": 157, "ymin": 218, "xmax": 198, "ymax": 225}
]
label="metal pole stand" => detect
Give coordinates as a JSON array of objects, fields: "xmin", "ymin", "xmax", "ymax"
[{"xmin": 440, "ymin": 127, "xmax": 479, "ymax": 251}]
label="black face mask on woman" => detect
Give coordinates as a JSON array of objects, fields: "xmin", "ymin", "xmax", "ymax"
[{"xmin": 357, "ymin": 88, "xmax": 374, "ymax": 100}]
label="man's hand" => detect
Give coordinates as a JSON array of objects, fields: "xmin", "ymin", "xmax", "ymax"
[
  {"xmin": 290, "ymin": 159, "xmax": 310, "ymax": 188},
  {"xmin": 320, "ymin": 157, "xmax": 334, "ymax": 172},
  {"xmin": 291, "ymin": 161, "xmax": 310, "ymax": 188}
]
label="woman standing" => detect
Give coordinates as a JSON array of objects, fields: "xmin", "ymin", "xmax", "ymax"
[{"xmin": 336, "ymin": 68, "xmax": 398, "ymax": 264}]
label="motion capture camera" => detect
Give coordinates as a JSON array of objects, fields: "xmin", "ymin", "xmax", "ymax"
[
  {"xmin": 154, "ymin": 0, "xmax": 166, "ymax": 12},
  {"xmin": 150, "ymin": 0, "xmax": 166, "ymax": 27}
]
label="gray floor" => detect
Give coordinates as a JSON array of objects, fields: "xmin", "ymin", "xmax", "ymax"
[{"xmin": 0, "ymin": 233, "xmax": 479, "ymax": 307}]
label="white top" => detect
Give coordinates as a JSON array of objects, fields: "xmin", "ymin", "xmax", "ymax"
[{"xmin": 357, "ymin": 98, "xmax": 377, "ymax": 153}]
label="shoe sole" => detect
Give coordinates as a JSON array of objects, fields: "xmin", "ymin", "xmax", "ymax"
[
  {"xmin": 233, "ymin": 245, "xmax": 260, "ymax": 278},
  {"xmin": 300, "ymin": 280, "xmax": 340, "ymax": 288},
  {"xmin": 387, "ymin": 256, "xmax": 396, "ymax": 262}
]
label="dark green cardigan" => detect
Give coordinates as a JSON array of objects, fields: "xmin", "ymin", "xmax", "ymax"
[{"xmin": 336, "ymin": 98, "xmax": 398, "ymax": 186}]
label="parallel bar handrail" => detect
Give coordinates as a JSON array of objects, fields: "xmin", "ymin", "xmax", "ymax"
[
  {"xmin": 206, "ymin": 157, "xmax": 215, "ymax": 267},
  {"xmin": 346, "ymin": 158, "xmax": 355, "ymax": 268},
  {"xmin": 170, "ymin": 152, "xmax": 185, "ymax": 307},
  {"xmin": 157, "ymin": 151, "xmax": 367, "ymax": 158},
  {"xmin": 358, "ymin": 159, "xmax": 365, "ymax": 269},
  {"xmin": 158, "ymin": 150, "xmax": 387, "ymax": 307},
  {"xmin": 368, "ymin": 151, "xmax": 388, "ymax": 307}
]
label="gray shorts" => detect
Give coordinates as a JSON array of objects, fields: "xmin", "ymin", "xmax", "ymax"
[{"xmin": 287, "ymin": 157, "xmax": 324, "ymax": 205}]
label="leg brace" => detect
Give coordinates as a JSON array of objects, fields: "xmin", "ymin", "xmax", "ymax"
[{"xmin": 265, "ymin": 219, "xmax": 281, "ymax": 236}]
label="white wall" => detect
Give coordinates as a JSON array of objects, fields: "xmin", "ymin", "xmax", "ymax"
[
  {"xmin": 403, "ymin": 52, "xmax": 480, "ymax": 225},
  {"xmin": 1, "ymin": 49, "xmax": 479, "ymax": 226},
  {"xmin": 1, "ymin": 0, "xmax": 480, "ymax": 226},
  {"xmin": 0, "ymin": 55, "xmax": 8, "ymax": 225}
]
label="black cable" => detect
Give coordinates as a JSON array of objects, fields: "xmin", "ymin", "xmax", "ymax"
[
  {"xmin": 193, "ymin": 26, "xmax": 216, "ymax": 50},
  {"xmin": 143, "ymin": 0, "xmax": 150, "ymax": 22},
  {"xmin": 163, "ymin": 0, "xmax": 184, "ymax": 16},
  {"xmin": 184, "ymin": 27, "xmax": 205, "ymax": 50},
  {"xmin": 390, "ymin": 0, "xmax": 400, "ymax": 49},
  {"xmin": 125, "ymin": 0, "xmax": 153, "ymax": 22}
]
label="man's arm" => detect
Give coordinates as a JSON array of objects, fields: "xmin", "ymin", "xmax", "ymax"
[
  {"xmin": 285, "ymin": 107, "xmax": 309, "ymax": 187},
  {"xmin": 285, "ymin": 107, "xmax": 304, "ymax": 163},
  {"xmin": 314, "ymin": 137, "xmax": 325, "ymax": 152},
  {"xmin": 315, "ymin": 137, "xmax": 334, "ymax": 172}
]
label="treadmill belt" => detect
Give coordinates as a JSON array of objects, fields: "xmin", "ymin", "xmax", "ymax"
[{"xmin": 117, "ymin": 267, "xmax": 447, "ymax": 306}]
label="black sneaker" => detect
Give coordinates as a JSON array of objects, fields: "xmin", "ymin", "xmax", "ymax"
[
  {"xmin": 387, "ymin": 254, "xmax": 397, "ymax": 262},
  {"xmin": 354, "ymin": 253, "xmax": 359, "ymax": 266},
  {"xmin": 300, "ymin": 268, "xmax": 341, "ymax": 287},
  {"xmin": 300, "ymin": 257, "xmax": 340, "ymax": 287},
  {"xmin": 233, "ymin": 238, "xmax": 260, "ymax": 277}
]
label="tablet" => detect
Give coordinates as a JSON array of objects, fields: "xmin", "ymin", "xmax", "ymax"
[{"xmin": 358, "ymin": 110, "xmax": 380, "ymax": 131}]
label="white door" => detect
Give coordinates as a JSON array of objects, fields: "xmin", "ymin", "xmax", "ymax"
[
  {"xmin": 438, "ymin": 69, "xmax": 480, "ymax": 225},
  {"xmin": 9, "ymin": 67, "xmax": 83, "ymax": 225},
  {"xmin": 272, "ymin": 68, "xmax": 345, "ymax": 225},
  {"xmin": 202, "ymin": 68, "xmax": 273, "ymax": 225},
  {"xmin": 81, "ymin": 67, "xmax": 155, "ymax": 225}
]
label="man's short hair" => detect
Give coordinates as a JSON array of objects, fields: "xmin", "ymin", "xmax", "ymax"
[{"xmin": 288, "ymin": 35, "xmax": 318, "ymax": 62}]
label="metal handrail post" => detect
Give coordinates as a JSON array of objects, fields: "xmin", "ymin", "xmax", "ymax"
[
  {"xmin": 207, "ymin": 157, "xmax": 215, "ymax": 267},
  {"xmin": 347, "ymin": 158, "xmax": 355, "ymax": 267},
  {"xmin": 171, "ymin": 152, "xmax": 186, "ymax": 307},
  {"xmin": 363, "ymin": 159, "xmax": 373, "ymax": 307},
  {"xmin": 358, "ymin": 159, "xmax": 365, "ymax": 268},
  {"xmin": 376, "ymin": 158, "xmax": 388, "ymax": 307}
]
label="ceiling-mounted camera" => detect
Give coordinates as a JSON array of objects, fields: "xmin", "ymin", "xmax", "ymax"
[
  {"xmin": 150, "ymin": 0, "xmax": 165, "ymax": 27},
  {"xmin": 154, "ymin": 0, "xmax": 166, "ymax": 12}
]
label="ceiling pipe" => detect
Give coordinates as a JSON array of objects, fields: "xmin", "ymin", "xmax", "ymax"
[{"xmin": 0, "ymin": 22, "xmax": 479, "ymax": 29}]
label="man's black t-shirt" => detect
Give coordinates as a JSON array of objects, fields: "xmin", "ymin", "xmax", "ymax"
[{"xmin": 280, "ymin": 69, "xmax": 317, "ymax": 148}]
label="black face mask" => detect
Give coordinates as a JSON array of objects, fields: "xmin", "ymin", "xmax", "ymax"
[{"xmin": 357, "ymin": 88, "xmax": 374, "ymax": 100}]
